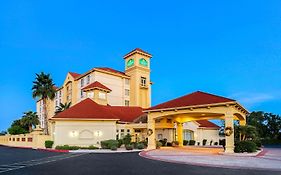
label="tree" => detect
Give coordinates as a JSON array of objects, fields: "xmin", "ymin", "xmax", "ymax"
[
  {"xmin": 32, "ymin": 72, "xmax": 56, "ymax": 135},
  {"xmin": 235, "ymin": 125, "xmax": 258, "ymax": 141},
  {"xmin": 21, "ymin": 111, "xmax": 39, "ymax": 132},
  {"xmin": 55, "ymin": 102, "xmax": 71, "ymax": 114},
  {"xmin": 247, "ymin": 111, "xmax": 267, "ymax": 138},
  {"xmin": 8, "ymin": 125, "xmax": 28, "ymax": 135},
  {"xmin": 0, "ymin": 131, "xmax": 7, "ymax": 135},
  {"xmin": 265, "ymin": 113, "xmax": 281, "ymax": 139}
]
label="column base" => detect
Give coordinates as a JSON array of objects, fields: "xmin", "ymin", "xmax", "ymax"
[
  {"xmin": 147, "ymin": 145, "xmax": 156, "ymax": 150},
  {"xmin": 224, "ymin": 146, "xmax": 234, "ymax": 153}
]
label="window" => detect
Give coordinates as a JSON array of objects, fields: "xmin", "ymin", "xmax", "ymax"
[
  {"xmin": 81, "ymin": 78, "xmax": 84, "ymax": 87},
  {"xmin": 22, "ymin": 138, "xmax": 26, "ymax": 142},
  {"xmin": 127, "ymin": 129, "xmax": 130, "ymax": 133},
  {"xmin": 157, "ymin": 134, "xmax": 163, "ymax": 140},
  {"xmin": 125, "ymin": 89, "xmax": 130, "ymax": 96},
  {"xmin": 17, "ymin": 138, "xmax": 20, "ymax": 141},
  {"xmin": 80, "ymin": 90, "xmax": 84, "ymax": 98},
  {"xmin": 125, "ymin": 79, "xmax": 129, "ymax": 85},
  {"xmin": 98, "ymin": 92, "xmax": 106, "ymax": 99},
  {"xmin": 59, "ymin": 91, "xmax": 62, "ymax": 97},
  {"xmin": 87, "ymin": 92, "xmax": 94, "ymax": 98},
  {"xmin": 28, "ymin": 138, "xmax": 33, "ymax": 142},
  {"xmin": 87, "ymin": 75, "xmax": 90, "ymax": 84},
  {"xmin": 141, "ymin": 77, "xmax": 146, "ymax": 86},
  {"xmin": 125, "ymin": 100, "xmax": 129, "ymax": 106}
]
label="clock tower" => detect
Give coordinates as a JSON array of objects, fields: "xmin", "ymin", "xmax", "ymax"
[{"xmin": 124, "ymin": 48, "xmax": 152, "ymax": 108}]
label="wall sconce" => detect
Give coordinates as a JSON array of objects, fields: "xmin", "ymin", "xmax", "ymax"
[
  {"xmin": 94, "ymin": 131, "xmax": 102, "ymax": 137},
  {"xmin": 69, "ymin": 131, "xmax": 78, "ymax": 137}
]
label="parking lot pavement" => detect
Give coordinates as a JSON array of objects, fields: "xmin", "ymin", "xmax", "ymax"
[
  {"xmin": 0, "ymin": 146, "xmax": 64, "ymax": 165},
  {"xmin": 1, "ymin": 150, "xmax": 280, "ymax": 175}
]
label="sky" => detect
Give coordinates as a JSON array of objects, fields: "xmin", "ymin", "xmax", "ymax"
[{"xmin": 0, "ymin": 1, "xmax": 281, "ymax": 131}]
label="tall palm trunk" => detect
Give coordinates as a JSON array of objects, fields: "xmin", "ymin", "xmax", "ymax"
[
  {"xmin": 29, "ymin": 125, "xmax": 32, "ymax": 132},
  {"xmin": 43, "ymin": 99, "xmax": 49, "ymax": 135}
]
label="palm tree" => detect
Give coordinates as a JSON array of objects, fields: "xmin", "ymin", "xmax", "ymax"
[
  {"xmin": 32, "ymin": 72, "xmax": 56, "ymax": 135},
  {"xmin": 55, "ymin": 102, "xmax": 71, "ymax": 114},
  {"xmin": 21, "ymin": 111, "xmax": 39, "ymax": 132}
]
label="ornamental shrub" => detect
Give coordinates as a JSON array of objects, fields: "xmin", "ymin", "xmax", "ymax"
[
  {"xmin": 101, "ymin": 140, "xmax": 118, "ymax": 149},
  {"xmin": 167, "ymin": 142, "xmax": 172, "ymax": 146},
  {"xmin": 125, "ymin": 144, "xmax": 133, "ymax": 150},
  {"xmin": 111, "ymin": 145, "xmax": 117, "ymax": 151},
  {"xmin": 203, "ymin": 139, "xmax": 207, "ymax": 146},
  {"xmin": 189, "ymin": 140, "xmax": 196, "ymax": 145},
  {"xmin": 45, "ymin": 140, "xmax": 54, "ymax": 148},
  {"xmin": 117, "ymin": 139, "xmax": 123, "ymax": 148},
  {"xmin": 214, "ymin": 142, "xmax": 218, "ymax": 145},
  {"xmin": 123, "ymin": 134, "xmax": 131, "ymax": 145},
  {"xmin": 183, "ymin": 140, "xmax": 188, "ymax": 146},
  {"xmin": 55, "ymin": 145, "xmax": 80, "ymax": 150},
  {"xmin": 137, "ymin": 143, "xmax": 145, "ymax": 149},
  {"xmin": 156, "ymin": 141, "xmax": 162, "ymax": 148},
  {"xmin": 234, "ymin": 140, "xmax": 257, "ymax": 153}
]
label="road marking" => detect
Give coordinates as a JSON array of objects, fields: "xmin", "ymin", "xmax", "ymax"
[{"xmin": 0, "ymin": 153, "xmax": 86, "ymax": 173}]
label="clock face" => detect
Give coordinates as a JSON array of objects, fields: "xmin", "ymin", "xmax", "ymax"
[
  {"xmin": 139, "ymin": 58, "xmax": 148, "ymax": 67},
  {"xmin": 127, "ymin": 59, "xmax": 134, "ymax": 68}
]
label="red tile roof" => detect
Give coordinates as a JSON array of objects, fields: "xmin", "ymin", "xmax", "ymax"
[
  {"xmin": 95, "ymin": 67, "xmax": 127, "ymax": 76},
  {"xmin": 196, "ymin": 120, "xmax": 220, "ymax": 128},
  {"xmin": 69, "ymin": 72, "xmax": 80, "ymax": 78},
  {"xmin": 82, "ymin": 81, "xmax": 111, "ymax": 92},
  {"xmin": 147, "ymin": 91, "xmax": 235, "ymax": 111},
  {"xmin": 53, "ymin": 98, "xmax": 144, "ymax": 122},
  {"xmin": 123, "ymin": 48, "xmax": 152, "ymax": 59}
]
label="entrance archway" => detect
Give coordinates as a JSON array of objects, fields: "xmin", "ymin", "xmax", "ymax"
[{"xmin": 144, "ymin": 91, "xmax": 248, "ymax": 153}]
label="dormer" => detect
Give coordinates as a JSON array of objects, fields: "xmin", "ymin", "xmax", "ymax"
[{"xmin": 82, "ymin": 81, "xmax": 111, "ymax": 105}]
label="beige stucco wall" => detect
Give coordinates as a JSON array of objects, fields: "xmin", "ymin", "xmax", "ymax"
[
  {"xmin": 53, "ymin": 120, "xmax": 117, "ymax": 147},
  {"xmin": 196, "ymin": 128, "xmax": 223, "ymax": 145},
  {"xmin": 0, "ymin": 134, "xmax": 51, "ymax": 149}
]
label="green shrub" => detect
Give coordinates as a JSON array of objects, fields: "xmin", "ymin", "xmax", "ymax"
[
  {"xmin": 111, "ymin": 145, "xmax": 117, "ymax": 151},
  {"xmin": 189, "ymin": 140, "xmax": 196, "ymax": 145},
  {"xmin": 203, "ymin": 139, "xmax": 207, "ymax": 146},
  {"xmin": 167, "ymin": 142, "xmax": 172, "ymax": 146},
  {"xmin": 131, "ymin": 142, "xmax": 138, "ymax": 149},
  {"xmin": 156, "ymin": 141, "xmax": 162, "ymax": 148},
  {"xmin": 137, "ymin": 143, "xmax": 145, "ymax": 149},
  {"xmin": 234, "ymin": 141, "xmax": 257, "ymax": 153},
  {"xmin": 45, "ymin": 140, "xmax": 54, "ymax": 148},
  {"xmin": 139, "ymin": 140, "xmax": 148, "ymax": 147},
  {"xmin": 117, "ymin": 139, "xmax": 123, "ymax": 148},
  {"xmin": 183, "ymin": 140, "xmax": 188, "ymax": 146},
  {"xmin": 253, "ymin": 139, "xmax": 262, "ymax": 148},
  {"xmin": 88, "ymin": 145, "xmax": 99, "ymax": 150},
  {"xmin": 55, "ymin": 145, "xmax": 80, "ymax": 150},
  {"xmin": 214, "ymin": 142, "xmax": 218, "ymax": 145},
  {"xmin": 159, "ymin": 139, "xmax": 167, "ymax": 146},
  {"xmin": 101, "ymin": 140, "xmax": 118, "ymax": 149},
  {"xmin": 123, "ymin": 134, "xmax": 132, "ymax": 145},
  {"xmin": 125, "ymin": 144, "xmax": 133, "ymax": 150},
  {"xmin": 172, "ymin": 141, "xmax": 179, "ymax": 147}
]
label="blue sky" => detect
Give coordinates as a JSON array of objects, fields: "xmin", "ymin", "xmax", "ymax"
[{"xmin": 1, "ymin": 1, "xmax": 281, "ymax": 131}]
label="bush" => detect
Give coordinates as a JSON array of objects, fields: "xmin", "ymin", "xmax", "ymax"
[
  {"xmin": 159, "ymin": 139, "xmax": 167, "ymax": 146},
  {"xmin": 123, "ymin": 134, "xmax": 132, "ymax": 145},
  {"xmin": 88, "ymin": 145, "xmax": 99, "ymax": 150},
  {"xmin": 111, "ymin": 145, "xmax": 117, "ymax": 151},
  {"xmin": 55, "ymin": 145, "xmax": 80, "ymax": 150},
  {"xmin": 172, "ymin": 141, "xmax": 179, "ymax": 147},
  {"xmin": 219, "ymin": 139, "xmax": 226, "ymax": 146},
  {"xmin": 45, "ymin": 140, "xmax": 54, "ymax": 148},
  {"xmin": 131, "ymin": 142, "xmax": 138, "ymax": 149},
  {"xmin": 210, "ymin": 140, "xmax": 213, "ymax": 146},
  {"xmin": 214, "ymin": 142, "xmax": 218, "ymax": 146},
  {"xmin": 183, "ymin": 140, "xmax": 188, "ymax": 146},
  {"xmin": 203, "ymin": 139, "xmax": 207, "ymax": 146},
  {"xmin": 117, "ymin": 139, "xmax": 123, "ymax": 148},
  {"xmin": 137, "ymin": 143, "xmax": 145, "ymax": 149},
  {"xmin": 167, "ymin": 142, "xmax": 172, "ymax": 146},
  {"xmin": 125, "ymin": 144, "xmax": 133, "ymax": 150},
  {"xmin": 139, "ymin": 140, "xmax": 148, "ymax": 147},
  {"xmin": 254, "ymin": 139, "xmax": 262, "ymax": 148},
  {"xmin": 101, "ymin": 140, "xmax": 118, "ymax": 149},
  {"xmin": 197, "ymin": 142, "xmax": 200, "ymax": 146},
  {"xmin": 189, "ymin": 140, "xmax": 196, "ymax": 145},
  {"xmin": 156, "ymin": 141, "xmax": 162, "ymax": 148},
  {"xmin": 234, "ymin": 141, "xmax": 257, "ymax": 153}
]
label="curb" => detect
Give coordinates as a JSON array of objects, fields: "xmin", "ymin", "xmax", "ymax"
[
  {"xmin": 37, "ymin": 148, "xmax": 69, "ymax": 153},
  {"xmin": 139, "ymin": 150, "xmax": 281, "ymax": 172},
  {"xmin": 69, "ymin": 149, "xmax": 142, "ymax": 153}
]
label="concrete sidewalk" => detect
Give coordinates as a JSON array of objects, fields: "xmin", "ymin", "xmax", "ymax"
[{"xmin": 140, "ymin": 147, "xmax": 281, "ymax": 171}]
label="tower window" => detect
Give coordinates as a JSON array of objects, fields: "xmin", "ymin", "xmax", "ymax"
[
  {"xmin": 81, "ymin": 78, "xmax": 84, "ymax": 87},
  {"xmin": 87, "ymin": 75, "xmax": 90, "ymax": 84},
  {"xmin": 125, "ymin": 100, "xmax": 130, "ymax": 106},
  {"xmin": 99, "ymin": 92, "xmax": 106, "ymax": 99},
  {"xmin": 125, "ymin": 79, "xmax": 130, "ymax": 85},
  {"xmin": 125, "ymin": 89, "xmax": 130, "ymax": 96},
  {"xmin": 141, "ymin": 77, "xmax": 147, "ymax": 87}
]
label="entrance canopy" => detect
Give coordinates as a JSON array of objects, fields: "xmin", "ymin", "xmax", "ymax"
[{"xmin": 144, "ymin": 91, "xmax": 249, "ymax": 153}]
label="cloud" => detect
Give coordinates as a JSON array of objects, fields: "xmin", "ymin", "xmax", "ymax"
[{"xmin": 229, "ymin": 92, "xmax": 277, "ymax": 108}]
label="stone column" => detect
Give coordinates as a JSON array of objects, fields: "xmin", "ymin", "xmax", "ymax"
[
  {"xmin": 224, "ymin": 113, "xmax": 234, "ymax": 153},
  {"xmin": 177, "ymin": 123, "xmax": 183, "ymax": 146},
  {"xmin": 147, "ymin": 114, "xmax": 156, "ymax": 150}
]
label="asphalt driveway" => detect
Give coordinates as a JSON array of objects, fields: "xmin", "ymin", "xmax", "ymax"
[{"xmin": 0, "ymin": 146, "xmax": 280, "ymax": 175}]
